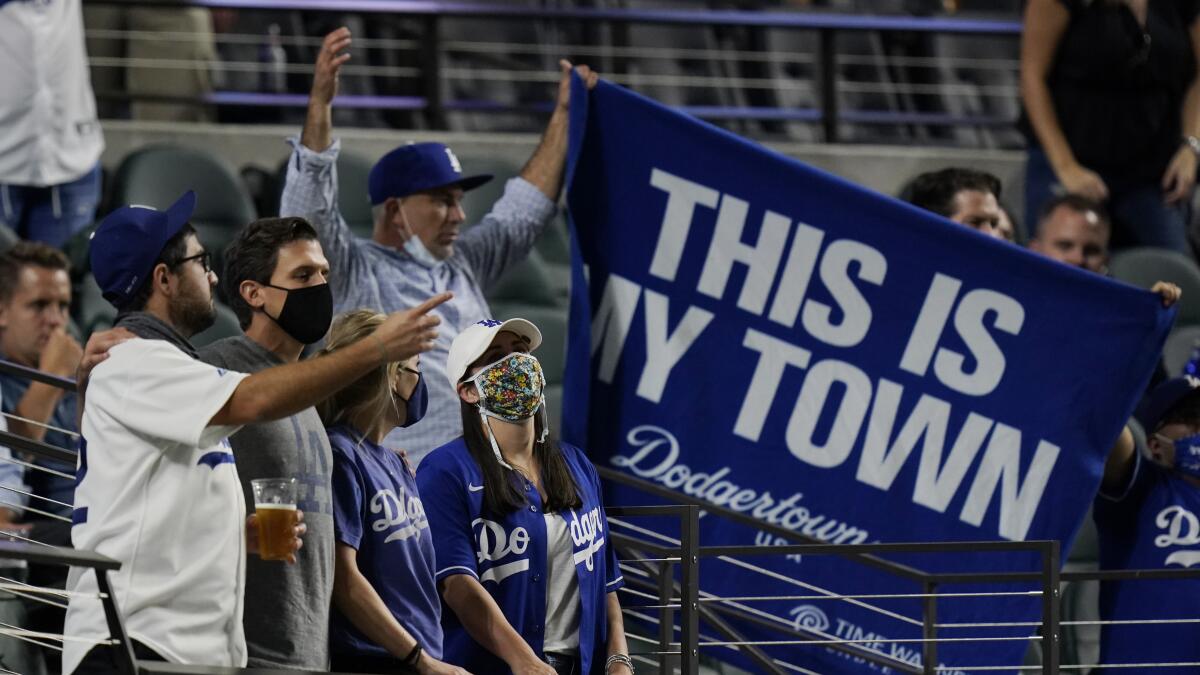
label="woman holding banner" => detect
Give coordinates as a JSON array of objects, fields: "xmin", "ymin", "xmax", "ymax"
[
  {"xmin": 417, "ymin": 318, "xmax": 633, "ymax": 675},
  {"xmin": 317, "ymin": 310, "xmax": 470, "ymax": 675}
]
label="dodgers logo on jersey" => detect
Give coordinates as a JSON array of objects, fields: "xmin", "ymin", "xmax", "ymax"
[
  {"xmin": 197, "ymin": 439, "xmax": 235, "ymax": 469},
  {"xmin": 370, "ymin": 486, "xmax": 429, "ymax": 543},
  {"xmin": 1154, "ymin": 505, "xmax": 1200, "ymax": 568},
  {"xmin": 569, "ymin": 507, "xmax": 607, "ymax": 572},
  {"xmin": 476, "ymin": 319, "xmax": 503, "ymax": 328},
  {"xmin": 473, "ymin": 518, "xmax": 530, "ymax": 584}
]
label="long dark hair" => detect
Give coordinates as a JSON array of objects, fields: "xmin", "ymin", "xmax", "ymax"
[{"xmin": 460, "ymin": 400, "xmax": 582, "ymax": 514}]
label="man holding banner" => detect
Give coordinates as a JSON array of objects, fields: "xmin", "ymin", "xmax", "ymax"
[
  {"xmin": 280, "ymin": 28, "xmax": 598, "ymax": 467},
  {"xmin": 1092, "ymin": 377, "xmax": 1200, "ymax": 673},
  {"xmin": 561, "ymin": 74, "xmax": 1176, "ymax": 672}
]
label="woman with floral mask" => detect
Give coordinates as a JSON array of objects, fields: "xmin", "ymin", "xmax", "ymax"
[
  {"xmin": 317, "ymin": 310, "xmax": 470, "ymax": 675},
  {"xmin": 416, "ymin": 318, "xmax": 633, "ymax": 675}
]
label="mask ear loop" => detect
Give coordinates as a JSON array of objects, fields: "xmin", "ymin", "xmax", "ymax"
[
  {"xmin": 475, "ymin": 378, "xmax": 516, "ymax": 471},
  {"xmin": 537, "ymin": 394, "xmax": 549, "ymax": 444}
]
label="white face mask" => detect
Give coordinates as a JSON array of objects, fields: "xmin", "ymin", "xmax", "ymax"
[
  {"xmin": 403, "ymin": 235, "xmax": 441, "ymax": 268},
  {"xmin": 398, "ymin": 204, "xmax": 442, "ymax": 267}
]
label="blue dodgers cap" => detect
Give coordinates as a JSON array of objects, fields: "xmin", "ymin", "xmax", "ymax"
[
  {"xmin": 90, "ymin": 190, "xmax": 196, "ymax": 309},
  {"xmin": 1136, "ymin": 376, "xmax": 1200, "ymax": 432},
  {"xmin": 368, "ymin": 142, "xmax": 493, "ymax": 205}
]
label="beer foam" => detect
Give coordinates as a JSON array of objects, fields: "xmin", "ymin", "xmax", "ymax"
[{"xmin": 255, "ymin": 503, "xmax": 297, "ymax": 510}]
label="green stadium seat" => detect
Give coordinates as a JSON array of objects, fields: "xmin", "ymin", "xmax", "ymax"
[
  {"xmin": 536, "ymin": 214, "xmax": 571, "ymax": 266},
  {"xmin": 487, "ymin": 250, "xmax": 560, "ymax": 307},
  {"xmin": 76, "ymin": 274, "xmax": 116, "ymax": 338},
  {"xmin": 1110, "ymin": 248, "xmax": 1200, "ymax": 326},
  {"xmin": 275, "ymin": 150, "xmax": 375, "ymax": 240},
  {"xmin": 543, "ymin": 383, "xmax": 563, "ymax": 442},
  {"xmin": 110, "ymin": 144, "xmax": 257, "ymax": 297}
]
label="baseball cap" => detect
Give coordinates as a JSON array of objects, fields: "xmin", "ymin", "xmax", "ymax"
[
  {"xmin": 368, "ymin": 142, "xmax": 493, "ymax": 205},
  {"xmin": 90, "ymin": 190, "xmax": 197, "ymax": 309},
  {"xmin": 446, "ymin": 318, "xmax": 543, "ymax": 390},
  {"xmin": 1135, "ymin": 376, "xmax": 1200, "ymax": 432}
]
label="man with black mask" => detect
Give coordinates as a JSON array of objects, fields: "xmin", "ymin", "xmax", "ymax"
[{"xmin": 199, "ymin": 216, "xmax": 338, "ymax": 670}]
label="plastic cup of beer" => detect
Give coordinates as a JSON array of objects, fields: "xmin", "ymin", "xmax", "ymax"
[{"xmin": 251, "ymin": 478, "xmax": 297, "ymax": 562}]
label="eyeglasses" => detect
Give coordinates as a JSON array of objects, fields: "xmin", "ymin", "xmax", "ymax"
[
  {"xmin": 173, "ymin": 251, "xmax": 212, "ymax": 273},
  {"xmin": 399, "ymin": 365, "xmax": 421, "ymax": 377}
]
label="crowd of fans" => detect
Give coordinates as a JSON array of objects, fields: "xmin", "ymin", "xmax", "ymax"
[{"xmin": 3, "ymin": 0, "xmax": 1200, "ymax": 673}]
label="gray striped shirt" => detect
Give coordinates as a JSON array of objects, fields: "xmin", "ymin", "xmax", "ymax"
[{"xmin": 279, "ymin": 136, "xmax": 556, "ymax": 464}]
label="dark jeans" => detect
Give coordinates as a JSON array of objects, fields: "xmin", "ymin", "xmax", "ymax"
[
  {"xmin": 0, "ymin": 163, "xmax": 102, "ymax": 248},
  {"xmin": 73, "ymin": 640, "xmax": 165, "ymax": 675},
  {"xmin": 330, "ymin": 652, "xmax": 418, "ymax": 674},
  {"xmin": 546, "ymin": 651, "xmax": 580, "ymax": 675},
  {"xmin": 1024, "ymin": 146, "xmax": 1191, "ymax": 254}
]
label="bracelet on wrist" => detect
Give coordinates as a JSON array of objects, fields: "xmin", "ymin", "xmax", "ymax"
[
  {"xmin": 1184, "ymin": 135, "xmax": 1200, "ymax": 159},
  {"xmin": 605, "ymin": 653, "xmax": 635, "ymax": 674},
  {"xmin": 404, "ymin": 642, "xmax": 423, "ymax": 668}
]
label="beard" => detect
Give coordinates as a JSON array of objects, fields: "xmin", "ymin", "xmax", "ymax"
[{"xmin": 170, "ymin": 279, "xmax": 216, "ymax": 338}]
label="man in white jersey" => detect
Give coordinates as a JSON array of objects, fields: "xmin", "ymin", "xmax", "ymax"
[{"xmin": 63, "ymin": 190, "xmax": 449, "ymax": 674}]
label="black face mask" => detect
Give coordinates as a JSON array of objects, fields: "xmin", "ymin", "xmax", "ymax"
[
  {"xmin": 396, "ymin": 374, "xmax": 428, "ymax": 428},
  {"xmin": 263, "ymin": 283, "xmax": 333, "ymax": 345}
]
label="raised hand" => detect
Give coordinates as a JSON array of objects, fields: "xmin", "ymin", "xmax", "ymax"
[
  {"xmin": 312, "ymin": 27, "xmax": 352, "ymax": 106},
  {"xmin": 555, "ymin": 58, "xmax": 599, "ymax": 111}
]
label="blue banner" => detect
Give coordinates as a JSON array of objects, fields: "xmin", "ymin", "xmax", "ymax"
[{"xmin": 561, "ymin": 77, "xmax": 1175, "ymax": 672}]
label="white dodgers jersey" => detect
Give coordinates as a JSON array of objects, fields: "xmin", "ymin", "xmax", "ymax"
[{"xmin": 63, "ymin": 339, "xmax": 249, "ymax": 673}]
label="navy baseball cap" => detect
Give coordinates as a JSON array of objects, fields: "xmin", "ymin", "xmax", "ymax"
[
  {"xmin": 1135, "ymin": 376, "xmax": 1200, "ymax": 432},
  {"xmin": 90, "ymin": 190, "xmax": 196, "ymax": 309},
  {"xmin": 368, "ymin": 142, "xmax": 492, "ymax": 205}
]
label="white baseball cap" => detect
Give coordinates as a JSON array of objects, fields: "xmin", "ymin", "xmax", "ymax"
[{"xmin": 446, "ymin": 317, "xmax": 543, "ymax": 390}]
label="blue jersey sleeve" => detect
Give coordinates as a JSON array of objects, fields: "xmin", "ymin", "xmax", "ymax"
[
  {"xmin": 330, "ymin": 444, "xmax": 366, "ymax": 550},
  {"xmin": 416, "ymin": 451, "xmax": 480, "ymax": 583}
]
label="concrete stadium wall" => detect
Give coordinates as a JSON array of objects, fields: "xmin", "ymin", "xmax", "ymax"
[{"xmin": 100, "ymin": 120, "xmax": 1028, "ymax": 218}]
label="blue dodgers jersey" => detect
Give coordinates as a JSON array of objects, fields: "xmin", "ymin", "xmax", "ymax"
[
  {"xmin": 1094, "ymin": 453, "xmax": 1200, "ymax": 673},
  {"xmin": 416, "ymin": 439, "xmax": 624, "ymax": 675},
  {"xmin": 327, "ymin": 426, "xmax": 443, "ymax": 660}
]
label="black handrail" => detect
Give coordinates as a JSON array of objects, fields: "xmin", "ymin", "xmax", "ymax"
[{"xmin": 0, "ymin": 359, "xmax": 75, "ymax": 392}]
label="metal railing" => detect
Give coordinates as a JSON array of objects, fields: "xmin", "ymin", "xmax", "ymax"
[
  {"xmin": 84, "ymin": 0, "xmax": 1022, "ymax": 144},
  {"xmin": 600, "ymin": 465, "xmax": 1200, "ymax": 674}
]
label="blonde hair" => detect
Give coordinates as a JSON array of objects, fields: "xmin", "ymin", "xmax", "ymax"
[{"xmin": 317, "ymin": 309, "xmax": 401, "ymax": 429}]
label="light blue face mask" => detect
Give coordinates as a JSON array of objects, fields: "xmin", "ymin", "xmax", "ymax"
[
  {"xmin": 397, "ymin": 203, "xmax": 443, "ymax": 267},
  {"xmin": 403, "ymin": 235, "xmax": 441, "ymax": 268}
]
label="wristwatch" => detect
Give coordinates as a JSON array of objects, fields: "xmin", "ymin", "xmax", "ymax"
[{"xmin": 1185, "ymin": 135, "xmax": 1200, "ymax": 158}]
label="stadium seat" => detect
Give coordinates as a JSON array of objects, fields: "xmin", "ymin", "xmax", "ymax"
[
  {"xmin": 191, "ymin": 302, "xmax": 243, "ymax": 349},
  {"xmin": 536, "ymin": 214, "xmax": 571, "ymax": 266},
  {"xmin": 543, "ymin": 382, "xmax": 563, "ymax": 441},
  {"xmin": 76, "ymin": 274, "xmax": 116, "ymax": 338},
  {"xmin": 487, "ymin": 250, "xmax": 560, "ymax": 307},
  {"xmin": 275, "ymin": 150, "xmax": 376, "ymax": 240},
  {"xmin": 1109, "ymin": 247, "xmax": 1200, "ymax": 326},
  {"xmin": 0, "ymin": 224, "xmax": 18, "ymax": 256},
  {"xmin": 1162, "ymin": 324, "xmax": 1200, "ymax": 377},
  {"xmin": 335, "ymin": 151, "xmax": 377, "ymax": 240},
  {"xmin": 110, "ymin": 144, "xmax": 257, "ymax": 295}
]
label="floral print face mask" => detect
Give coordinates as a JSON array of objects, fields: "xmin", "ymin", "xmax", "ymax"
[
  {"xmin": 470, "ymin": 352, "xmax": 546, "ymax": 421},
  {"xmin": 469, "ymin": 352, "xmax": 548, "ymax": 471}
]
